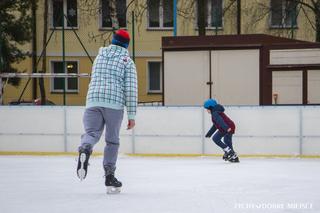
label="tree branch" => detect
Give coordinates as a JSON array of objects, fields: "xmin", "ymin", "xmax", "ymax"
[{"xmin": 301, "ymin": 5, "xmax": 317, "ymax": 31}]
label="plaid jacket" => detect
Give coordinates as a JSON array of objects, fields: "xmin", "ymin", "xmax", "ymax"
[{"xmin": 86, "ymin": 45, "xmax": 138, "ymax": 120}]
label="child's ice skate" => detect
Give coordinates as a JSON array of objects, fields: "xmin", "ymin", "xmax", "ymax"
[
  {"xmin": 77, "ymin": 145, "xmax": 92, "ymax": 180},
  {"xmin": 228, "ymin": 152, "xmax": 240, "ymax": 163},
  {"xmin": 105, "ymin": 174, "xmax": 122, "ymax": 194},
  {"xmin": 222, "ymin": 152, "xmax": 228, "ymax": 161},
  {"xmin": 225, "ymin": 150, "xmax": 237, "ymax": 161}
]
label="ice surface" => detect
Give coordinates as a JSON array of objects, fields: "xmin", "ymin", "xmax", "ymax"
[{"xmin": 0, "ymin": 155, "xmax": 319, "ymax": 213}]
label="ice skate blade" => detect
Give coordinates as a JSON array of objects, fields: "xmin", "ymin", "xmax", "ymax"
[
  {"xmin": 106, "ymin": 186, "xmax": 121, "ymax": 194},
  {"xmin": 229, "ymin": 157, "xmax": 240, "ymax": 163},
  {"xmin": 226, "ymin": 152, "xmax": 238, "ymax": 161},
  {"xmin": 77, "ymin": 153, "xmax": 87, "ymax": 180},
  {"xmin": 80, "ymin": 153, "xmax": 87, "ymax": 163},
  {"xmin": 77, "ymin": 169, "xmax": 86, "ymax": 180}
]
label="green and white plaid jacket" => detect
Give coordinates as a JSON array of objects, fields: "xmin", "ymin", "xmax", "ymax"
[{"xmin": 86, "ymin": 45, "xmax": 138, "ymax": 120}]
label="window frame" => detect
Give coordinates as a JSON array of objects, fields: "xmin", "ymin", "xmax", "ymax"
[
  {"xmin": 99, "ymin": 0, "xmax": 127, "ymax": 30},
  {"xmin": 50, "ymin": 0, "xmax": 79, "ymax": 29},
  {"xmin": 146, "ymin": 60, "xmax": 163, "ymax": 94},
  {"xmin": 50, "ymin": 60, "xmax": 80, "ymax": 93},
  {"xmin": 269, "ymin": 0, "xmax": 298, "ymax": 29},
  {"xmin": 206, "ymin": 0, "xmax": 223, "ymax": 30},
  {"xmin": 195, "ymin": 0, "xmax": 224, "ymax": 30},
  {"xmin": 147, "ymin": 0, "xmax": 174, "ymax": 30}
]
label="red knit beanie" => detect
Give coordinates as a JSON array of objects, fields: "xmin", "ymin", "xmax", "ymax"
[{"xmin": 112, "ymin": 29, "xmax": 130, "ymax": 48}]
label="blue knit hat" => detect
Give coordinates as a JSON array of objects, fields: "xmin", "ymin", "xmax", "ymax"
[
  {"xmin": 203, "ymin": 99, "xmax": 218, "ymax": 109},
  {"xmin": 112, "ymin": 29, "xmax": 130, "ymax": 49}
]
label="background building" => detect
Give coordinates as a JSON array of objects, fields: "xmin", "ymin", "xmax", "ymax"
[
  {"xmin": 163, "ymin": 34, "xmax": 320, "ymax": 106},
  {"xmin": 1, "ymin": 0, "xmax": 319, "ymax": 105}
]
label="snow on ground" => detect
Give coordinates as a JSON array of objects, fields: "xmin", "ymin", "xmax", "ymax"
[{"xmin": 0, "ymin": 155, "xmax": 319, "ymax": 213}]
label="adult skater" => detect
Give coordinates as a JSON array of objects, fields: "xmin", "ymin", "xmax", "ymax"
[
  {"xmin": 77, "ymin": 29, "xmax": 138, "ymax": 194},
  {"xmin": 204, "ymin": 99, "xmax": 239, "ymax": 163}
]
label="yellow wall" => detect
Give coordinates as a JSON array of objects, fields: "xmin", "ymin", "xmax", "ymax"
[
  {"xmin": 3, "ymin": 59, "xmax": 33, "ymax": 104},
  {"xmin": 241, "ymin": 0, "xmax": 315, "ymax": 41},
  {"xmin": 135, "ymin": 57, "xmax": 163, "ymax": 103},
  {"xmin": 3, "ymin": 0, "xmax": 317, "ymax": 105},
  {"xmin": 40, "ymin": 56, "xmax": 91, "ymax": 105}
]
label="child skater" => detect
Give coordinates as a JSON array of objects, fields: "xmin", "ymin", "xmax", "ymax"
[{"xmin": 204, "ymin": 99, "xmax": 239, "ymax": 163}]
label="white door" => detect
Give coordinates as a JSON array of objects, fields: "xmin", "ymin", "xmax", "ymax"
[
  {"xmin": 308, "ymin": 70, "xmax": 320, "ymax": 104},
  {"xmin": 272, "ymin": 71, "xmax": 303, "ymax": 104},
  {"xmin": 164, "ymin": 51, "xmax": 210, "ymax": 106},
  {"xmin": 210, "ymin": 49, "xmax": 260, "ymax": 105}
]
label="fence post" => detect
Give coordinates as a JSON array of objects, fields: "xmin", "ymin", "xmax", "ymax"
[
  {"xmin": 64, "ymin": 106, "xmax": 68, "ymax": 152},
  {"xmin": 132, "ymin": 128, "xmax": 136, "ymax": 154},
  {"xmin": 201, "ymin": 107, "xmax": 205, "ymax": 154},
  {"xmin": 299, "ymin": 107, "xmax": 303, "ymax": 156}
]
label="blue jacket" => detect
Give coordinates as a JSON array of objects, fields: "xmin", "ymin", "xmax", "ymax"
[
  {"xmin": 205, "ymin": 104, "xmax": 235, "ymax": 137},
  {"xmin": 86, "ymin": 45, "xmax": 138, "ymax": 120}
]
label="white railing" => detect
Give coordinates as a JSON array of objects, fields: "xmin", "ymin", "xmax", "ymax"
[
  {"xmin": 0, "ymin": 106, "xmax": 320, "ymax": 156},
  {"xmin": 0, "ymin": 73, "xmax": 91, "ymax": 78}
]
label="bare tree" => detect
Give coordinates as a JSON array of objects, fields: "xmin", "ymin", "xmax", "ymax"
[
  {"xmin": 79, "ymin": 0, "xmax": 241, "ymax": 43},
  {"xmin": 108, "ymin": 0, "xmax": 119, "ymax": 30},
  {"xmin": 293, "ymin": 0, "xmax": 320, "ymax": 42},
  {"xmin": 245, "ymin": 0, "xmax": 320, "ymax": 42},
  {"xmin": 78, "ymin": 0, "xmax": 137, "ymax": 44}
]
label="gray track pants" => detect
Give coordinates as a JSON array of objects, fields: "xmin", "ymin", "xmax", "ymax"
[{"xmin": 80, "ymin": 107, "xmax": 124, "ymax": 175}]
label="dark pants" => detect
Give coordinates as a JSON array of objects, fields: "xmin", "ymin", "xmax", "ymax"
[{"xmin": 212, "ymin": 131, "xmax": 233, "ymax": 151}]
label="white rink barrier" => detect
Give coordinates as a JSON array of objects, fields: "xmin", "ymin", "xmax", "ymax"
[{"xmin": 0, "ymin": 106, "xmax": 320, "ymax": 156}]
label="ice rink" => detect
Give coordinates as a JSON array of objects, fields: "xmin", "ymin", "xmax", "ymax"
[{"xmin": 0, "ymin": 155, "xmax": 319, "ymax": 213}]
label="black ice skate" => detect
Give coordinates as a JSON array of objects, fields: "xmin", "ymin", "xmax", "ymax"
[
  {"xmin": 105, "ymin": 174, "xmax": 122, "ymax": 194},
  {"xmin": 77, "ymin": 145, "xmax": 92, "ymax": 180},
  {"xmin": 225, "ymin": 150, "xmax": 237, "ymax": 161},
  {"xmin": 222, "ymin": 152, "xmax": 228, "ymax": 161},
  {"xmin": 228, "ymin": 152, "xmax": 240, "ymax": 163}
]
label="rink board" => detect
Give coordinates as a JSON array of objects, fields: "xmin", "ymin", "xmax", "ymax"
[{"xmin": 0, "ymin": 106, "xmax": 320, "ymax": 156}]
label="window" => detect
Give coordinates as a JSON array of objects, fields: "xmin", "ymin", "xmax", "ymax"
[
  {"xmin": 148, "ymin": 0, "xmax": 173, "ymax": 28},
  {"xmin": 196, "ymin": 0, "xmax": 223, "ymax": 28},
  {"xmin": 208, "ymin": 0, "xmax": 223, "ymax": 28},
  {"xmin": 52, "ymin": 0, "xmax": 78, "ymax": 28},
  {"xmin": 101, "ymin": 0, "xmax": 127, "ymax": 28},
  {"xmin": 148, "ymin": 62, "xmax": 162, "ymax": 93},
  {"xmin": 51, "ymin": 61, "xmax": 78, "ymax": 92},
  {"xmin": 270, "ymin": 0, "xmax": 297, "ymax": 28}
]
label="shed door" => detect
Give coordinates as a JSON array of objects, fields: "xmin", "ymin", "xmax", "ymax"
[
  {"xmin": 164, "ymin": 51, "xmax": 209, "ymax": 106},
  {"xmin": 272, "ymin": 71, "xmax": 303, "ymax": 104},
  {"xmin": 211, "ymin": 49, "xmax": 260, "ymax": 105},
  {"xmin": 308, "ymin": 70, "xmax": 320, "ymax": 104}
]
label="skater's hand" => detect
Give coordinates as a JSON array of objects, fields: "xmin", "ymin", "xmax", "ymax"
[
  {"xmin": 127, "ymin": 119, "xmax": 135, "ymax": 130},
  {"xmin": 227, "ymin": 128, "xmax": 232, "ymax": 133}
]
